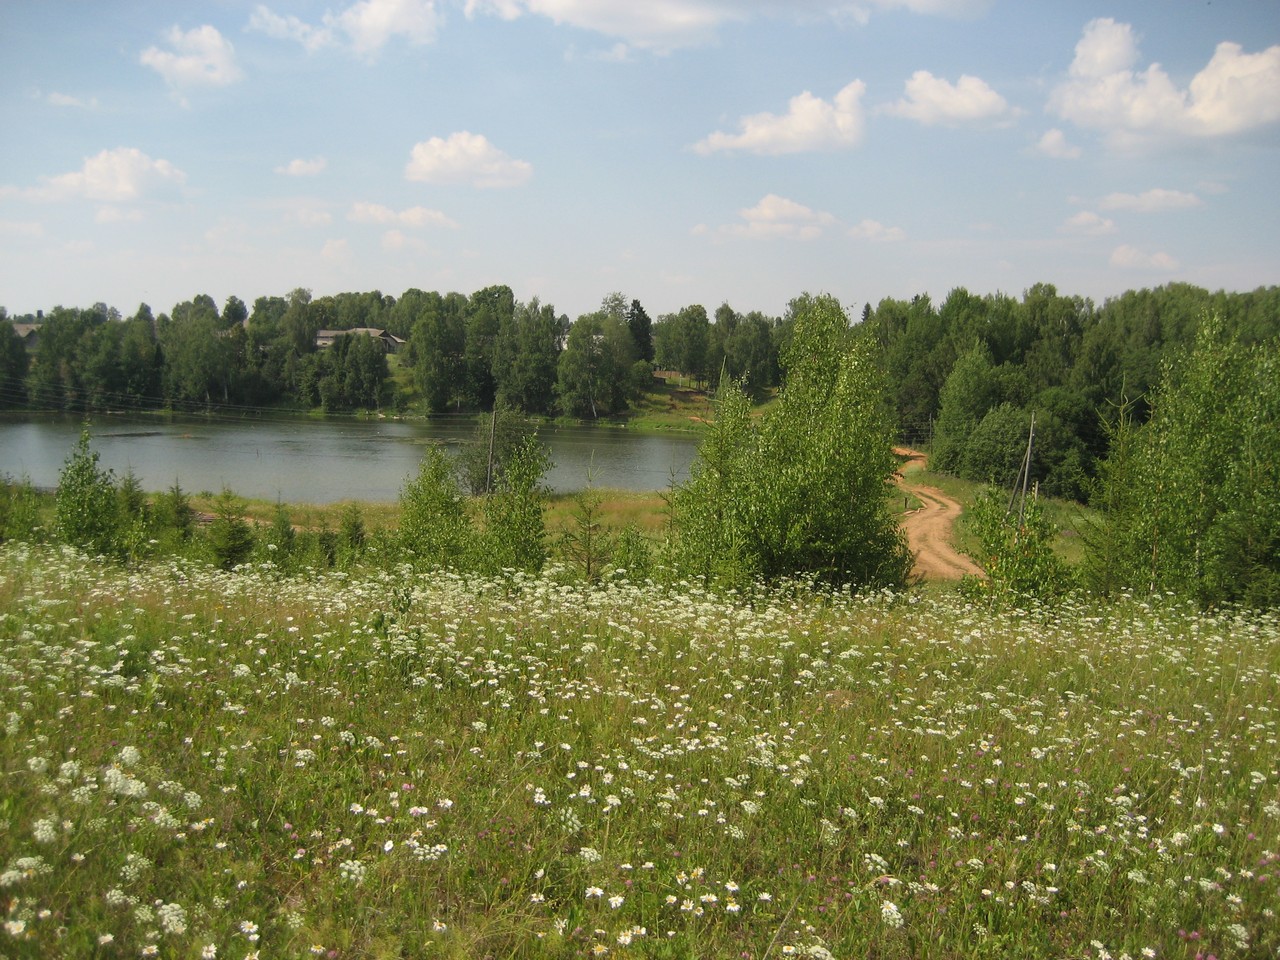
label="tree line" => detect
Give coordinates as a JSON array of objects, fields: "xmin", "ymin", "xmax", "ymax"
[
  {"xmin": 0, "ymin": 285, "xmax": 791, "ymax": 419},
  {"xmin": 859, "ymin": 282, "xmax": 1280, "ymax": 501},
  {"xmin": 3, "ymin": 279, "xmax": 1278, "ymax": 509}
]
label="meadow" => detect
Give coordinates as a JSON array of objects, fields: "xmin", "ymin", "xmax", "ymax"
[{"xmin": 1, "ymin": 541, "xmax": 1277, "ymax": 959}]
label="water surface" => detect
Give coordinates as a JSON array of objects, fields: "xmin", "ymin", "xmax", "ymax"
[{"xmin": 0, "ymin": 414, "xmax": 699, "ymax": 502}]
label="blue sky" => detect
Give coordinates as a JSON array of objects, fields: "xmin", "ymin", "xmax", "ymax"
[{"xmin": 2, "ymin": 0, "xmax": 1278, "ymax": 322}]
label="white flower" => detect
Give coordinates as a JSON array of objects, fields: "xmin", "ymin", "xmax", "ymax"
[{"xmin": 880, "ymin": 899, "xmax": 904, "ymax": 929}]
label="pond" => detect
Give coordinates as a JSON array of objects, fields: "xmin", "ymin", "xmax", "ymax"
[{"xmin": 0, "ymin": 414, "xmax": 701, "ymax": 503}]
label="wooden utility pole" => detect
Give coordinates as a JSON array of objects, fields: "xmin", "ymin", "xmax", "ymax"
[
  {"xmin": 1019, "ymin": 412, "xmax": 1035, "ymax": 525},
  {"xmin": 1007, "ymin": 412, "xmax": 1036, "ymax": 523}
]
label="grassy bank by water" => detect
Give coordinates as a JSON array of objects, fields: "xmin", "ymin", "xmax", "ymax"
[{"xmin": 1, "ymin": 541, "xmax": 1276, "ymax": 958}]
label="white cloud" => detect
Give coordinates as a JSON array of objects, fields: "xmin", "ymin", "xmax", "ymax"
[
  {"xmin": 46, "ymin": 91, "xmax": 99, "ymax": 109},
  {"xmin": 1110, "ymin": 244, "xmax": 1179, "ymax": 270},
  {"xmin": 1060, "ymin": 211, "xmax": 1115, "ymax": 235},
  {"xmin": 250, "ymin": 0, "xmax": 440, "ymax": 57},
  {"xmin": 331, "ymin": 0, "xmax": 440, "ymax": 55},
  {"xmin": 882, "ymin": 70, "xmax": 1011, "ymax": 125},
  {"xmin": 466, "ymin": 0, "xmax": 729, "ymax": 51},
  {"xmin": 381, "ymin": 229, "xmax": 434, "ymax": 252},
  {"xmin": 293, "ymin": 208, "xmax": 333, "ymax": 227},
  {"xmin": 848, "ymin": 218, "xmax": 905, "ymax": 241},
  {"xmin": 276, "ymin": 157, "xmax": 328, "ymax": 176},
  {"xmin": 248, "ymin": 6, "xmax": 334, "ymax": 52},
  {"xmin": 693, "ymin": 80, "xmax": 866, "ymax": 155},
  {"xmin": 866, "ymin": 0, "xmax": 988, "ymax": 14},
  {"xmin": 1098, "ymin": 188, "xmax": 1202, "ymax": 212},
  {"xmin": 1036, "ymin": 128, "xmax": 1080, "ymax": 159},
  {"xmin": 405, "ymin": 132, "xmax": 533, "ymax": 188},
  {"xmin": 20, "ymin": 147, "xmax": 187, "ymax": 204},
  {"xmin": 1051, "ymin": 18, "xmax": 1280, "ymax": 142},
  {"xmin": 349, "ymin": 201, "xmax": 457, "ymax": 227},
  {"xmin": 321, "ymin": 238, "xmax": 352, "ymax": 261},
  {"xmin": 464, "ymin": 0, "xmax": 988, "ymax": 52},
  {"xmin": 140, "ymin": 25, "xmax": 242, "ymax": 96},
  {"xmin": 704, "ymin": 194, "xmax": 837, "ymax": 241},
  {"xmin": 94, "ymin": 206, "xmax": 145, "ymax": 224}
]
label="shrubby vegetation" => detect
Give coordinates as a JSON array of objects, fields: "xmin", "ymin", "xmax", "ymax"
[
  {"xmin": 863, "ymin": 282, "xmax": 1280, "ymax": 500},
  {"xmin": 1085, "ymin": 316, "xmax": 1280, "ymax": 607},
  {"xmin": 672, "ymin": 294, "xmax": 909, "ymax": 591}
]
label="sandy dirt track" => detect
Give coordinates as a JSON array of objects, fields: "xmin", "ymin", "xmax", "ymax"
[{"xmin": 893, "ymin": 448, "xmax": 984, "ymax": 581}]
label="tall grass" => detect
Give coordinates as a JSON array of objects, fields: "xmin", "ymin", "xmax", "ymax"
[{"xmin": 1, "ymin": 542, "xmax": 1276, "ymax": 958}]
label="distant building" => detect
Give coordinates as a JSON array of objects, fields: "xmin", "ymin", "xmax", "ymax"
[
  {"xmin": 9, "ymin": 323, "xmax": 41, "ymax": 352},
  {"xmin": 314, "ymin": 327, "xmax": 402, "ymax": 353}
]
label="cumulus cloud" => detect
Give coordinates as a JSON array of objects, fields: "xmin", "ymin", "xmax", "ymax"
[
  {"xmin": 693, "ymin": 81, "xmax": 866, "ymax": 155},
  {"xmin": 332, "ymin": 0, "xmax": 440, "ymax": 55},
  {"xmin": 1051, "ymin": 18, "xmax": 1280, "ymax": 142},
  {"xmin": 882, "ymin": 70, "xmax": 1012, "ymax": 125},
  {"xmin": 1036, "ymin": 128, "xmax": 1080, "ymax": 159},
  {"xmin": 699, "ymin": 194, "xmax": 837, "ymax": 241},
  {"xmin": 848, "ymin": 218, "xmax": 905, "ymax": 241},
  {"xmin": 349, "ymin": 201, "xmax": 457, "ymax": 227},
  {"xmin": 248, "ymin": 6, "xmax": 334, "ymax": 52},
  {"xmin": 15, "ymin": 147, "xmax": 186, "ymax": 204},
  {"xmin": 140, "ymin": 25, "xmax": 242, "ymax": 97},
  {"xmin": 1110, "ymin": 244, "xmax": 1179, "ymax": 270},
  {"xmin": 1098, "ymin": 188, "xmax": 1202, "ymax": 212},
  {"xmin": 405, "ymin": 132, "xmax": 532, "ymax": 188},
  {"xmin": 464, "ymin": 0, "xmax": 989, "ymax": 52},
  {"xmin": 276, "ymin": 157, "xmax": 328, "ymax": 176},
  {"xmin": 249, "ymin": 0, "xmax": 440, "ymax": 57},
  {"xmin": 1060, "ymin": 211, "xmax": 1115, "ymax": 235}
]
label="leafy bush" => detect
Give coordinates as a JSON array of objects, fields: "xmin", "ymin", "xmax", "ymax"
[
  {"xmin": 962, "ymin": 487, "xmax": 1070, "ymax": 604},
  {"xmin": 54, "ymin": 430, "xmax": 121, "ymax": 557},
  {"xmin": 454, "ymin": 408, "xmax": 542, "ymax": 496},
  {"xmin": 0, "ymin": 475, "xmax": 44, "ymax": 542},
  {"xmin": 960, "ymin": 403, "xmax": 1029, "ymax": 486},
  {"xmin": 478, "ymin": 435, "xmax": 551, "ymax": 573},
  {"xmin": 399, "ymin": 447, "xmax": 474, "ymax": 569},
  {"xmin": 1088, "ymin": 314, "xmax": 1280, "ymax": 606},
  {"xmin": 672, "ymin": 294, "xmax": 910, "ymax": 591}
]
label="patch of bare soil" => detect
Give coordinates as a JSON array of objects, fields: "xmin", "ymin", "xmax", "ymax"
[{"xmin": 893, "ymin": 447, "xmax": 984, "ymax": 582}]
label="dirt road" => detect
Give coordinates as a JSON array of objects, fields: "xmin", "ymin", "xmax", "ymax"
[{"xmin": 893, "ymin": 448, "xmax": 984, "ymax": 581}]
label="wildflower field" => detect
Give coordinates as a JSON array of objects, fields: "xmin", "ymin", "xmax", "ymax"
[{"xmin": 1, "ymin": 542, "xmax": 1277, "ymax": 960}]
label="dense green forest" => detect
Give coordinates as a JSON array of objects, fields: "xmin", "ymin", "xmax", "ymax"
[{"xmin": 3, "ymin": 281, "xmax": 1279, "ymax": 504}]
